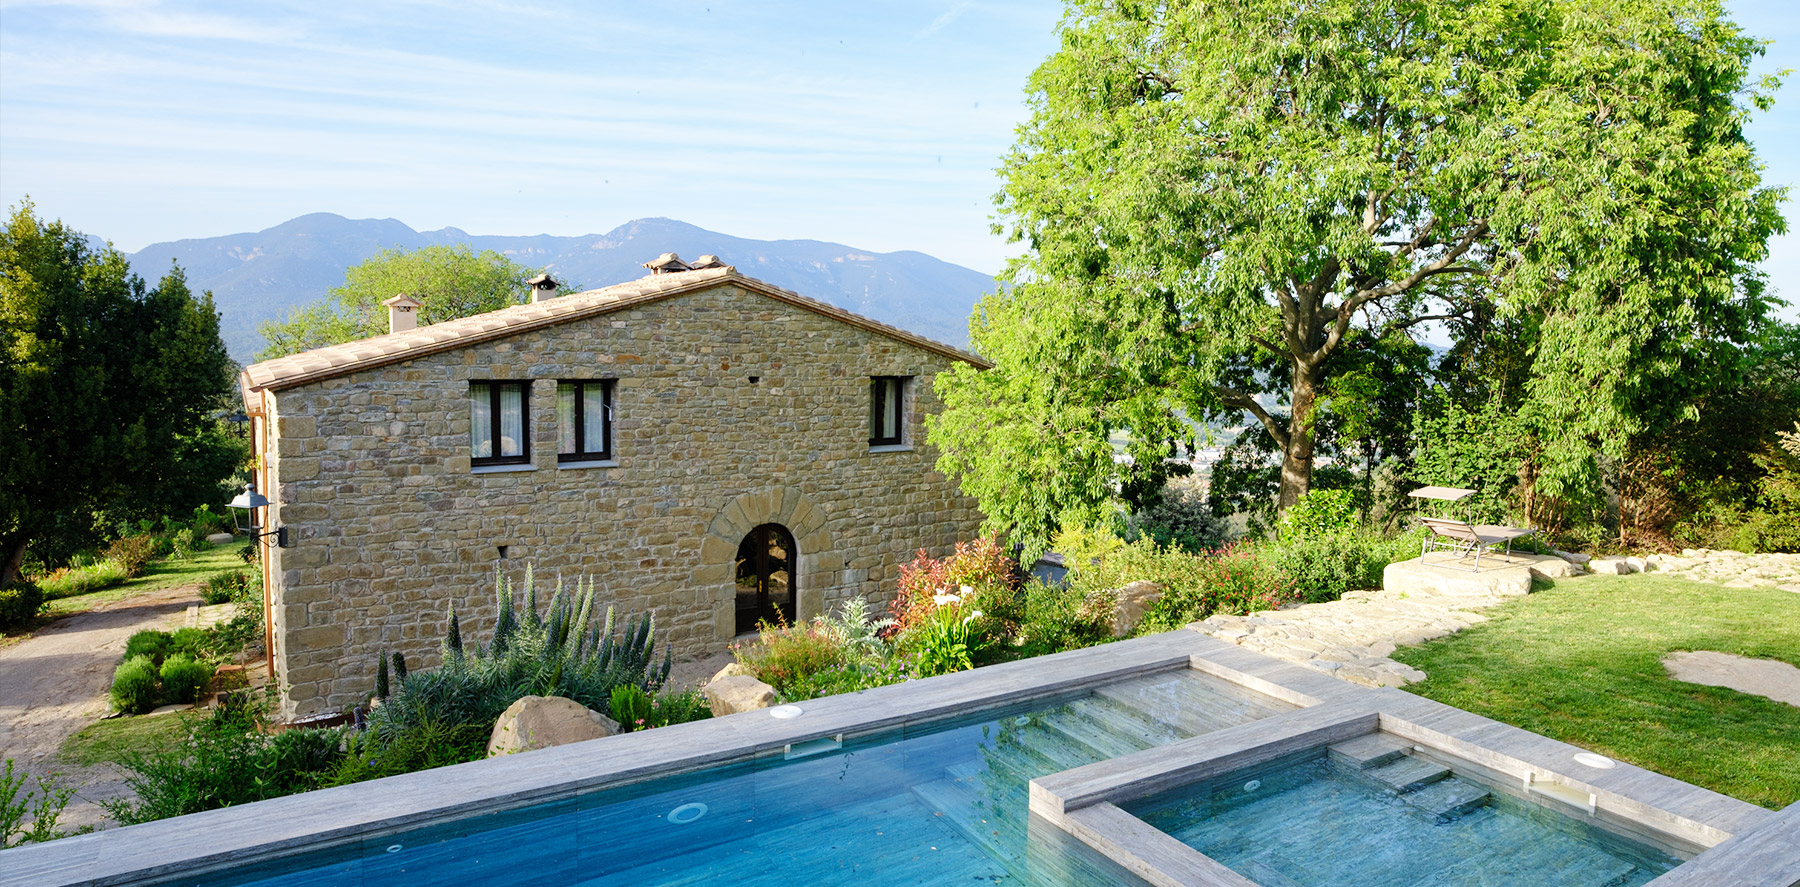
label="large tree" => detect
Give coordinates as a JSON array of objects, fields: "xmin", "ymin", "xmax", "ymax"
[
  {"xmin": 258, "ymin": 245, "xmax": 548, "ymax": 359},
  {"xmin": 1, "ymin": 202, "xmax": 237, "ymax": 583},
  {"xmin": 930, "ymin": 0, "xmax": 1784, "ymax": 554}
]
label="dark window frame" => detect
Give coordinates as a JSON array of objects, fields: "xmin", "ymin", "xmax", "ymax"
[
  {"xmin": 869, "ymin": 375, "xmax": 908, "ymax": 447},
  {"xmin": 470, "ymin": 380, "xmax": 530, "ymax": 467},
  {"xmin": 557, "ymin": 379, "xmax": 615, "ymax": 463}
]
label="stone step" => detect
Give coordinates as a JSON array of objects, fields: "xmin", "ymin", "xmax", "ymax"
[
  {"xmin": 1239, "ymin": 854, "xmax": 1308, "ymax": 887},
  {"xmin": 1328, "ymin": 733, "xmax": 1410, "ymax": 771},
  {"xmin": 1365, "ymin": 755, "xmax": 1451, "ymax": 793},
  {"xmin": 909, "ymin": 775, "xmax": 1025, "ymax": 875},
  {"xmin": 1398, "ymin": 776, "xmax": 1492, "ymax": 821}
]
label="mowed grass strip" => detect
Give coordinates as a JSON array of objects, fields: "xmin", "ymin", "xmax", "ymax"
[
  {"xmin": 43, "ymin": 543, "xmax": 247, "ymax": 619},
  {"xmin": 1391, "ymin": 574, "xmax": 1800, "ymax": 810},
  {"xmin": 60, "ymin": 710, "xmax": 192, "ymax": 767}
]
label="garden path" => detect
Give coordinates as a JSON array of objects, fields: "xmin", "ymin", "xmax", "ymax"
[{"xmin": 0, "ymin": 583, "xmax": 198, "ymax": 833}]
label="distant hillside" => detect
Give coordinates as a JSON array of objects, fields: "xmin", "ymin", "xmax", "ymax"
[{"xmin": 126, "ymin": 214, "xmax": 997, "ymax": 361}]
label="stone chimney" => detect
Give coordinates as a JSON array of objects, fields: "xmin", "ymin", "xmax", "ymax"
[
  {"xmin": 643, "ymin": 252, "xmax": 692, "ymax": 275},
  {"xmin": 382, "ymin": 295, "xmax": 423, "ymax": 334},
  {"xmin": 690, "ymin": 254, "xmax": 726, "ymax": 269},
  {"xmin": 527, "ymin": 273, "xmax": 559, "ymax": 303}
]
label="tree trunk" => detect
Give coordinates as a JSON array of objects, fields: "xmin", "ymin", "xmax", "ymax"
[
  {"xmin": 1277, "ymin": 365, "xmax": 1321, "ymax": 513},
  {"xmin": 2, "ymin": 535, "xmax": 28, "ymax": 586}
]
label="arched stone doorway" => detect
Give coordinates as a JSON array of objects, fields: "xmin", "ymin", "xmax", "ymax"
[
  {"xmin": 700, "ymin": 487, "xmax": 834, "ymax": 641},
  {"xmin": 735, "ymin": 523, "xmax": 797, "ymax": 633}
]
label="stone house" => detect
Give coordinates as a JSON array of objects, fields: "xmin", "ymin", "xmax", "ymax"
[{"xmin": 239, "ymin": 257, "xmax": 988, "ymax": 718}]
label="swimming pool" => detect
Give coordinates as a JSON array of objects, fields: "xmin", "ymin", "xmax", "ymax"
[{"xmin": 5, "ymin": 632, "xmax": 1793, "ymax": 887}]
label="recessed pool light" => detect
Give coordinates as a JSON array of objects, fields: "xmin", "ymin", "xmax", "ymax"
[
  {"xmin": 769, "ymin": 705, "xmax": 803, "ymax": 719},
  {"xmin": 668, "ymin": 802, "xmax": 709, "ymax": 824},
  {"xmin": 385, "ymin": 844, "xmax": 403, "ymax": 854},
  {"xmin": 1572, "ymin": 752, "xmax": 1616, "ymax": 769},
  {"xmin": 1243, "ymin": 779, "xmax": 1263, "ymax": 793},
  {"xmin": 1014, "ymin": 716, "xmax": 1031, "ymax": 727}
]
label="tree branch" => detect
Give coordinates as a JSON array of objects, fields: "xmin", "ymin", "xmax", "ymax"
[
  {"xmin": 1213, "ymin": 384, "xmax": 1289, "ymax": 450},
  {"xmin": 1325, "ymin": 220, "xmax": 1491, "ymax": 356}
]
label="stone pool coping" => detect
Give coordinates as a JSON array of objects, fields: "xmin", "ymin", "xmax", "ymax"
[{"xmin": 3, "ymin": 629, "xmax": 1792, "ymax": 886}]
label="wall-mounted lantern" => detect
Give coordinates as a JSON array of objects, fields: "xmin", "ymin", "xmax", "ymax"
[{"xmin": 228, "ymin": 483, "xmax": 291, "ymax": 548}]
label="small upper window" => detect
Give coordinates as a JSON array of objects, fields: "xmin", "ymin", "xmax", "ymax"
[
  {"xmin": 558, "ymin": 380, "xmax": 614, "ymax": 462},
  {"xmin": 471, "ymin": 381, "xmax": 529, "ymax": 466},
  {"xmin": 870, "ymin": 376, "xmax": 908, "ymax": 447}
]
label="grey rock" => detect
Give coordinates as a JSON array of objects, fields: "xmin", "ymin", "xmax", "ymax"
[
  {"xmin": 703, "ymin": 674, "xmax": 777, "ymax": 716},
  {"xmin": 487, "ymin": 695, "xmax": 618, "ymax": 757}
]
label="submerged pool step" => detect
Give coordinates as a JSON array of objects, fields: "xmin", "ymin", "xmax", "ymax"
[
  {"xmin": 1398, "ymin": 776, "xmax": 1493, "ymax": 822},
  {"xmin": 1036, "ymin": 709, "xmax": 1157, "ymax": 759},
  {"xmin": 1062, "ymin": 696, "xmax": 1186, "ymax": 748},
  {"xmin": 1364, "ymin": 755, "xmax": 1453, "ymax": 794},
  {"xmin": 1328, "ymin": 733, "xmax": 1411, "ymax": 771}
]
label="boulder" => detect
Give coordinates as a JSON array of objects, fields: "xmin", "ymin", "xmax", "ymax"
[
  {"xmin": 1111, "ymin": 580, "xmax": 1166, "ymax": 637},
  {"xmin": 487, "ymin": 695, "xmax": 618, "ymax": 757},
  {"xmin": 711, "ymin": 662, "xmax": 754, "ymax": 683},
  {"xmin": 204, "ymin": 532, "xmax": 236, "ymax": 545},
  {"xmin": 1521, "ymin": 555, "xmax": 1581, "ymax": 580},
  {"xmin": 1552, "ymin": 549, "xmax": 1592, "ymax": 566},
  {"xmin": 1588, "ymin": 557, "xmax": 1637, "ymax": 575},
  {"xmin": 1382, "ymin": 558, "xmax": 1534, "ymax": 600},
  {"xmin": 703, "ymin": 674, "xmax": 777, "ymax": 717}
]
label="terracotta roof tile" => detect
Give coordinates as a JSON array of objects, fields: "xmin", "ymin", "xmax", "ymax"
[{"xmin": 241, "ymin": 267, "xmax": 987, "ymax": 393}]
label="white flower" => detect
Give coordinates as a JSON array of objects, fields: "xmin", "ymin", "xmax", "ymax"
[
  {"xmin": 960, "ymin": 585, "xmax": 974, "ymax": 596},
  {"xmin": 963, "ymin": 610, "xmax": 984, "ymax": 625},
  {"xmin": 932, "ymin": 592, "xmax": 961, "ymax": 607}
]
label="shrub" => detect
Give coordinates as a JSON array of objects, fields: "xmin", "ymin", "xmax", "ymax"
[
  {"xmin": 123, "ymin": 629, "xmax": 173, "ymax": 664},
  {"xmin": 1260, "ymin": 490, "xmax": 1430, "ymax": 603},
  {"xmin": 325, "ymin": 719, "xmax": 486, "ymax": 786},
  {"xmin": 1127, "ymin": 473, "xmax": 1229, "ymax": 553},
  {"xmin": 1015, "ymin": 581, "xmax": 1113, "ymax": 657},
  {"xmin": 891, "ymin": 537, "xmax": 1016, "ymax": 633},
  {"xmin": 0, "ymin": 581, "xmax": 44, "ymax": 631},
  {"xmin": 647, "ymin": 688, "xmax": 712, "ymax": 728},
  {"xmin": 610, "ymin": 684, "xmax": 652, "ymax": 731},
  {"xmin": 1135, "ymin": 545, "xmax": 1299, "ymax": 633},
  {"xmin": 2, "ymin": 759, "xmax": 81, "ymax": 847},
  {"xmin": 188, "ymin": 505, "xmax": 232, "ymax": 538},
  {"xmin": 733, "ymin": 599, "xmax": 906, "ymax": 702},
  {"xmin": 170, "ymin": 627, "xmax": 210, "ymax": 659},
  {"xmin": 904, "ymin": 604, "xmax": 983, "ymax": 677},
  {"xmin": 110, "ymin": 655, "xmax": 162, "ymax": 714},
  {"xmin": 734, "ymin": 620, "xmax": 851, "ymax": 696},
  {"xmin": 159, "ymin": 655, "xmax": 213, "ymax": 704},
  {"xmin": 169, "ymin": 528, "xmax": 199, "ymax": 559},
  {"xmin": 104, "ymin": 534, "xmax": 159, "ymax": 578},
  {"xmin": 200, "ymin": 571, "xmax": 247, "ymax": 605},
  {"xmin": 36, "ymin": 560, "xmax": 129, "ymax": 600}
]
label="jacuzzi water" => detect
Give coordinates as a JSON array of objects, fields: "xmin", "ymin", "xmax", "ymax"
[
  {"xmin": 193, "ymin": 670, "xmax": 1294, "ymax": 887},
  {"xmin": 1126, "ymin": 751, "xmax": 1685, "ymax": 887}
]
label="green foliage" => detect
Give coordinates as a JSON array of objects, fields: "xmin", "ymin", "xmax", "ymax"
[
  {"xmin": 610, "ymin": 684, "xmax": 652, "ymax": 731},
  {"xmin": 733, "ymin": 598, "xmax": 905, "ymax": 702},
  {"xmin": 256, "ymin": 245, "xmax": 546, "ymax": 359},
  {"xmin": 169, "ymin": 627, "xmax": 209, "ymax": 659},
  {"xmin": 1261, "ymin": 526, "xmax": 1429, "ymax": 605},
  {"xmin": 390, "ymin": 651, "xmax": 408, "ymax": 683},
  {"xmin": 374, "ymin": 654, "xmax": 390, "ymax": 700},
  {"xmin": 110, "ymin": 655, "xmax": 162, "ymax": 714},
  {"xmin": 1276, "ymin": 489, "xmax": 1358, "ymax": 539},
  {"xmin": 158, "ymin": 655, "xmax": 213, "ymax": 704},
  {"xmin": 105, "ymin": 699, "xmax": 348, "ymax": 825},
  {"xmin": 932, "ymin": 0, "xmax": 1785, "ymax": 550},
  {"xmin": 1411, "ymin": 398, "xmax": 1533, "ymax": 525},
  {"xmin": 103, "ymin": 535, "xmax": 159, "ymax": 578},
  {"xmin": 123, "ymin": 629, "xmax": 172, "ymax": 663},
  {"xmin": 1126, "ymin": 473, "xmax": 1228, "ymax": 554},
  {"xmin": 905, "ymin": 604, "xmax": 980, "ymax": 677},
  {"xmin": 891, "ymin": 537, "xmax": 1017, "ymax": 633},
  {"xmin": 325, "ymin": 720, "xmax": 484, "ymax": 787},
  {"xmin": 0, "ymin": 580, "xmax": 44, "ymax": 631},
  {"xmin": 352, "ymin": 568, "xmax": 671, "ymax": 767},
  {"xmin": 36, "ymin": 559, "xmax": 128, "ymax": 600},
  {"xmin": 2, "ymin": 760, "xmax": 81, "ymax": 847},
  {"xmin": 1014, "ymin": 581, "xmax": 1114, "ymax": 658},
  {"xmin": 646, "ymin": 688, "xmax": 712, "ymax": 729},
  {"xmin": 200, "ymin": 570, "xmax": 248, "ymax": 605},
  {"xmin": 2, "ymin": 202, "xmax": 238, "ymax": 584}
]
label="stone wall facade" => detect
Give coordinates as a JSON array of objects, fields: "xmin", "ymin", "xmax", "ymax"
[{"xmin": 253, "ymin": 282, "xmax": 984, "ymax": 718}]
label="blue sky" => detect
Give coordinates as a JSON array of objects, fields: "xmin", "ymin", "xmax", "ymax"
[{"xmin": 0, "ymin": 0, "xmax": 1795, "ymax": 313}]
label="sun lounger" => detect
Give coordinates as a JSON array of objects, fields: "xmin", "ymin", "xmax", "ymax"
[{"xmin": 1408, "ymin": 487, "xmax": 1536, "ymax": 572}]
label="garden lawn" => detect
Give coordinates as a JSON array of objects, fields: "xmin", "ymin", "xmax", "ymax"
[
  {"xmin": 1392, "ymin": 574, "xmax": 1800, "ymax": 810},
  {"xmin": 43, "ymin": 544, "xmax": 245, "ymax": 620},
  {"xmin": 59, "ymin": 711, "xmax": 190, "ymax": 767}
]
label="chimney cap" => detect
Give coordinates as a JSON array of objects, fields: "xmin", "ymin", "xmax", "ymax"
[
  {"xmin": 690, "ymin": 254, "xmax": 726, "ymax": 269},
  {"xmin": 381, "ymin": 294, "xmax": 423, "ymax": 309},
  {"xmin": 643, "ymin": 252, "xmax": 691, "ymax": 274},
  {"xmin": 526, "ymin": 273, "xmax": 558, "ymax": 286}
]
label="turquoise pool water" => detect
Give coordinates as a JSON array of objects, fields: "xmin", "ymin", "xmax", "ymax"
[
  {"xmin": 1126, "ymin": 750, "xmax": 1684, "ymax": 887},
  {"xmin": 192, "ymin": 670, "xmax": 1293, "ymax": 887}
]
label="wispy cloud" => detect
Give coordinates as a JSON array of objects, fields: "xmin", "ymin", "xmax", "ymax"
[{"xmin": 918, "ymin": 0, "xmax": 972, "ymax": 38}]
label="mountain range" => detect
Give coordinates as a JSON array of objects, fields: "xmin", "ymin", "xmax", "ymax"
[{"xmin": 123, "ymin": 214, "xmax": 998, "ymax": 362}]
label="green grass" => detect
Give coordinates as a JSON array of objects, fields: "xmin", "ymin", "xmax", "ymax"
[
  {"xmin": 1392, "ymin": 574, "xmax": 1800, "ymax": 810},
  {"xmin": 58, "ymin": 711, "xmax": 191, "ymax": 767},
  {"xmin": 42, "ymin": 543, "xmax": 247, "ymax": 619}
]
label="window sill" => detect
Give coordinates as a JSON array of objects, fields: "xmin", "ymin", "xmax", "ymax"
[
  {"xmin": 558, "ymin": 459, "xmax": 618, "ymax": 470},
  {"xmin": 472, "ymin": 463, "xmax": 536, "ymax": 474},
  {"xmin": 868, "ymin": 444, "xmax": 914, "ymax": 454}
]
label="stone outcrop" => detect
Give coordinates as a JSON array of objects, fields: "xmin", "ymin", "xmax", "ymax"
[
  {"xmin": 1643, "ymin": 550, "xmax": 1800, "ymax": 592},
  {"xmin": 711, "ymin": 662, "xmax": 753, "ymax": 683},
  {"xmin": 487, "ymin": 695, "xmax": 618, "ymax": 757},
  {"xmin": 703, "ymin": 674, "xmax": 777, "ymax": 716},
  {"xmin": 1111, "ymin": 580, "xmax": 1165, "ymax": 637}
]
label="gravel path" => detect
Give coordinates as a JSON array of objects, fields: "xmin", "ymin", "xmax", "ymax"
[{"xmin": 0, "ymin": 584, "xmax": 200, "ymax": 831}]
